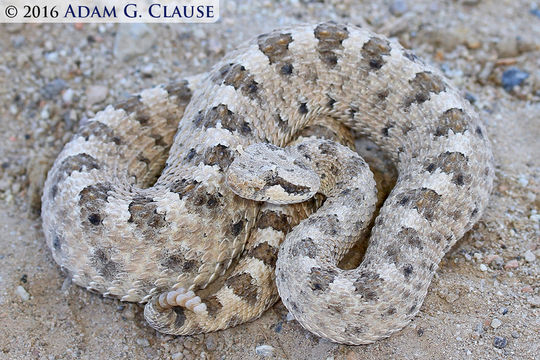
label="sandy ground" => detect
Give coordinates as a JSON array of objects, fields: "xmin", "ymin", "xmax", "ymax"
[{"xmin": 0, "ymin": 0, "xmax": 539, "ymax": 359}]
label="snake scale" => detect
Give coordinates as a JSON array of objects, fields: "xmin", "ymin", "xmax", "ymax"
[{"xmin": 41, "ymin": 22, "xmax": 494, "ymax": 344}]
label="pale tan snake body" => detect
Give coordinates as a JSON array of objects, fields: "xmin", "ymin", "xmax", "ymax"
[{"xmin": 42, "ymin": 22, "xmax": 493, "ymax": 344}]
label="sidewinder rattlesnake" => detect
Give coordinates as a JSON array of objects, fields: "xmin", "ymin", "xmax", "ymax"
[{"xmin": 41, "ymin": 22, "xmax": 494, "ymax": 344}]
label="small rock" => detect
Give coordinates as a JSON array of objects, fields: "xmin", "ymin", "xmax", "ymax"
[
  {"xmin": 530, "ymin": 8, "xmax": 540, "ymax": 18},
  {"xmin": 518, "ymin": 174, "xmax": 529, "ymax": 186},
  {"xmin": 205, "ymin": 335, "xmax": 217, "ymax": 351},
  {"xmin": 504, "ymin": 259, "xmax": 519, "ymax": 269},
  {"xmin": 11, "ymin": 35, "xmax": 26, "ymax": 48},
  {"xmin": 141, "ymin": 64, "xmax": 154, "ymax": 77},
  {"xmin": 255, "ymin": 345, "xmax": 274, "ymax": 357},
  {"xmin": 466, "ymin": 38, "xmax": 481, "ymax": 50},
  {"xmin": 474, "ymin": 322, "xmax": 485, "ymax": 335},
  {"xmin": 490, "ymin": 318, "xmax": 502, "ymax": 329},
  {"xmin": 286, "ymin": 312, "xmax": 295, "ymax": 322},
  {"xmin": 172, "ymin": 353, "xmax": 184, "ymax": 360},
  {"xmin": 528, "ymin": 296, "xmax": 540, "ymax": 307},
  {"xmin": 501, "ymin": 68, "xmax": 529, "ymax": 91},
  {"xmin": 114, "ymin": 24, "xmax": 156, "ymax": 61},
  {"xmin": 136, "ymin": 338, "xmax": 149, "ymax": 347},
  {"xmin": 208, "ymin": 38, "xmax": 224, "ymax": 54},
  {"xmin": 62, "ymin": 88, "xmax": 75, "ymax": 104},
  {"xmin": 5, "ymin": 23, "xmax": 24, "ymax": 33},
  {"xmin": 499, "ymin": 307, "xmax": 508, "ymax": 315},
  {"xmin": 183, "ymin": 338, "xmax": 194, "ymax": 350},
  {"xmin": 86, "ymin": 85, "xmax": 108, "ymax": 105},
  {"xmin": 479, "ymin": 264, "xmax": 488, "ymax": 272},
  {"xmin": 16, "ymin": 285, "xmax": 30, "ymax": 301},
  {"xmin": 487, "ymin": 254, "xmax": 504, "ymax": 268},
  {"xmin": 122, "ymin": 306, "xmax": 135, "ymax": 320},
  {"xmin": 45, "ymin": 52, "xmax": 59, "ymax": 63},
  {"xmin": 523, "ymin": 250, "xmax": 536, "ymax": 263},
  {"xmin": 464, "ymin": 92, "xmax": 477, "ymax": 104},
  {"xmin": 511, "ymin": 331, "xmax": 520, "ymax": 339},
  {"xmin": 389, "ymin": 0, "xmax": 408, "ymax": 16},
  {"xmin": 41, "ymin": 79, "xmax": 67, "ymax": 100},
  {"xmin": 493, "ymin": 336, "xmax": 507, "ymax": 349},
  {"xmin": 496, "ymin": 36, "xmax": 519, "ymax": 58}
]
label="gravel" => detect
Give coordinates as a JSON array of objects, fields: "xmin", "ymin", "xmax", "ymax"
[
  {"xmin": 389, "ymin": 0, "xmax": 408, "ymax": 16},
  {"xmin": 85, "ymin": 85, "xmax": 108, "ymax": 105},
  {"xmin": 493, "ymin": 336, "xmax": 507, "ymax": 349},
  {"xmin": 15, "ymin": 285, "xmax": 30, "ymax": 301},
  {"xmin": 135, "ymin": 338, "xmax": 150, "ymax": 347},
  {"xmin": 255, "ymin": 345, "xmax": 274, "ymax": 357},
  {"xmin": 501, "ymin": 68, "xmax": 530, "ymax": 91},
  {"xmin": 504, "ymin": 259, "xmax": 519, "ymax": 269},
  {"xmin": 490, "ymin": 318, "xmax": 502, "ymax": 329},
  {"xmin": 114, "ymin": 24, "xmax": 156, "ymax": 61},
  {"xmin": 41, "ymin": 79, "xmax": 68, "ymax": 100},
  {"xmin": 479, "ymin": 264, "xmax": 488, "ymax": 271},
  {"xmin": 523, "ymin": 250, "xmax": 536, "ymax": 262}
]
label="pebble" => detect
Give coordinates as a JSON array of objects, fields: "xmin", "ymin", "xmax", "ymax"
[
  {"xmin": 255, "ymin": 345, "xmax": 274, "ymax": 357},
  {"xmin": 518, "ymin": 174, "xmax": 529, "ymax": 187},
  {"xmin": 474, "ymin": 322, "xmax": 484, "ymax": 335},
  {"xmin": 41, "ymin": 79, "xmax": 67, "ymax": 100},
  {"xmin": 121, "ymin": 306, "xmax": 135, "ymax": 320},
  {"xmin": 523, "ymin": 250, "xmax": 535, "ymax": 262},
  {"xmin": 183, "ymin": 338, "xmax": 194, "ymax": 350},
  {"xmin": 141, "ymin": 64, "xmax": 154, "ymax": 77},
  {"xmin": 205, "ymin": 335, "xmax": 216, "ymax": 351},
  {"xmin": 389, "ymin": 0, "xmax": 408, "ymax": 16},
  {"xmin": 528, "ymin": 296, "xmax": 540, "ymax": 307},
  {"xmin": 136, "ymin": 338, "xmax": 150, "ymax": 347},
  {"xmin": 499, "ymin": 307, "xmax": 508, "ymax": 315},
  {"xmin": 5, "ymin": 23, "xmax": 23, "ymax": 33},
  {"xmin": 479, "ymin": 264, "xmax": 488, "ymax": 272},
  {"xmin": 504, "ymin": 259, "xmax": 519, "ymax": 269},
  {"xmin": 464, "ymin": 92, "xmax": 477, "ymax": 104},
  {"xmin": 493, "ymin": 336, "xmax": 507, "ymax": 349},
  {"xmin": 286, "ymin": 312, "xmax": 295, "ymax": 322},
  {"xmin": 86, "ymin": 85, "xmax": 108, "ymax": 105},
  {"xmin": 530, "ymin": 8, "xmax": 540, "ymax": 18},
  {"xmin": 172, "ymin": 353, "xmax": 184, "ymax": 360},
  {"xmin": 501, "ymin": 68, "xmax": 529, "ymax": 91},
  {"xmin": 511, "ymin": 331, "xmax": 520, "ymax": 339},
  {"xmin": 486, "ymin": 254, "xmax": 504, "ymax": 268},
  {"xmin": 496, "ymin": 36, "xmax": 519, "ymax": 58},
  {"xmin": 11, "ymin": 35, "xmax": 26, "ymax": 48},
  {"xmin": 62, "ymin": 88, "xmax": 75, "ymax": 104},
  {"xmin": 16, "ymin": 285, "xmax": 30, "ymax": 301},
  {"xmin": 114, "ymin": 24, "xmax": 156, "ymax": 61},
  {"xmin": 490, "ymin": 318, "xmax": 502, "ymax": 329}
]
